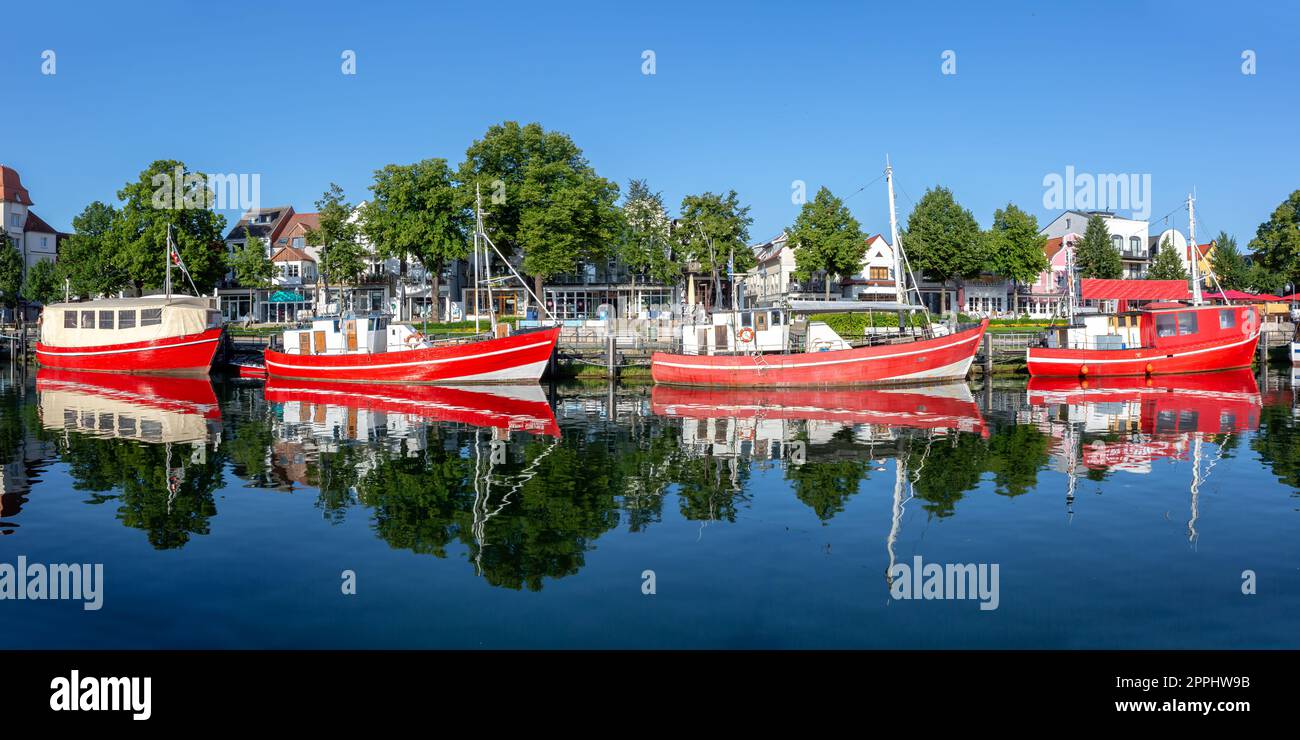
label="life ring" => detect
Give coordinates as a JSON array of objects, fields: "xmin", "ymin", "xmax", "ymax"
[
  {"xmin": 738, "ymin": 327, "xmax": 755, "ymax": 343},
  {"xmin": 405, "ymin": 331, "xmax": 425, "ymax": 347}
]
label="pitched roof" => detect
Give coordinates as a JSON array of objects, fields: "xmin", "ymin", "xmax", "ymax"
[
  {"xmin": 23, "ymin": 211, "xmax": 57, "ymax": 234},
  {"xmin": 1186, "ymin": 243, "xmax": 1212, "ymax": 259},
  {"xmin": 276, "ymin": 213, "xmax": 320, "ymax": 245},
  {"xmin": 271, "ymin": 246, "xmax": 315, "ymax": 263},
  {"xmin": 1044, "ymin": 236, "xmax": 1065, "ymax": 260},
  {"xmin": 0, "ymin": 165, "xmax": 33, "ymax": 205},
  {"xmin": 224, "ymin": 206, "xmax": 294, "ymax": 241},
  {"xmin": 1081, "ymin": 279, "xmax": 1189, "ymax": 301}
]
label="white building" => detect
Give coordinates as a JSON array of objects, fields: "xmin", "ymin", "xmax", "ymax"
[
  {"xmin": 747, "ymin": 232, "xmax": 796, "ymax": 306},
  {"xmin": 1, "ymin": 165, "xmax": 60, "ymax": 272},
  {"xmin": 840, "ymin": 234, "xmax": 898, "ymax": 301},
  {"xmin": 1041, "ymin": 210, "xmax": 1149, "ymax": 279}
]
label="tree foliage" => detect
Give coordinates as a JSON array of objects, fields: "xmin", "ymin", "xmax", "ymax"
[
  {"xmin": 21, "ymin": 258, "xmax": 63, "ymax": 305},
  {"xmin": 308, "ymin": 183, "xmax": 368, "ymax": 293},
  {"xmin": 987, "ymin": 203, "xmax": 1048, "ymax": 308},
  {"xmin": 362, "ymin": 158, "xmax": 469, "ymax": 321},
  {"xmin": 618, "ymin": 179, "xmax": 678, "ymax": 285},
  {"xmin": 676, "ymin": 190, "xmax": 754, "ymax": 276},
  {"xmin": 900, "ymin": 186, "xmax": 984, "ymax": 287},
  {"xmin": 1248, "ymin": 190, "xmax": 1300, "ymax": 286},
  {"xmin": 789, "ymin": 186, "xmax": 865, "ymax": 300},
  {"xmin": 1147, "ymin": 237, "xmax": 1189, "ymax": 281},
  {"xmin": 0, "ymin": 237, "xmax": 22, "ymax": 309},
  {"xmin": 1208, "ymin": 231, "xmax": 1249, "ymax": 291},
  {"xmin": 1074, "ymin": 214, "xmax": 1123, "ymax": 279},
  {"xmin": 227, "ymin": 229, "xmax": 275, "ymax": 289},
  {"xmin": 458, "ymin": 121, "xmax": 621, "ymax": 296},
  {"xmin": 108, "ymin": 160, "xmax": 227, "ymax": 294},
  {"xmin": 59, "ymin": 201, "xmax": 125, "ymax": 298}
]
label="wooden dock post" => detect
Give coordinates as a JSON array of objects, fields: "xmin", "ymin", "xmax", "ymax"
[
  {"xmin": 983, "ymin": 333, "xmax": 993, "ymax": 375},
  {"xmin": 1259, "ymin": 329, "xmax": 1269, "ymax": 367},
  {"xmin": 607, "ymin": 333, "xmax": 618, "ymax": 380}
]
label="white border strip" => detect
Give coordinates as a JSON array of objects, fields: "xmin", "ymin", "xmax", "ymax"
[
  {"xmin": 265, "ymin": 338, "xmax": 553, "ymax": 372},
  {"xmin": 653, "ymin": 330, "xmax": 981, "ymax": 372}
]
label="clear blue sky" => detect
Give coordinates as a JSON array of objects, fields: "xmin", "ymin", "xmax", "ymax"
[{"xmin": 2, "ymin": 0, "xmax": 1296, "ymax": 248}]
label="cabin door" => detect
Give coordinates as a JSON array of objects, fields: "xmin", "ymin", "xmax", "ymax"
[
  {"xmin": 313, "ymin": 330, "xmax": 326, "ymax": 354},
  {"xmin": 345, "ymin": 320, "xmax": 359, "ymax": 351},
  {"xmin": 298, "ymin": 333, "xmax": 311, "ymax": 355}
]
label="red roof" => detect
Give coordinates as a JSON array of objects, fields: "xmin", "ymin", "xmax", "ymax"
[
  {"xmin": 23, "ymin": 211, "xmax": 56, "ymax": 234},
  {"xmin": 1081, "ymin": 279, "xmax": 1189, "ymax": 301},
  {"xmin": 1204, "ymin": 290, "xmax": 1278, "ymax": 302},
  {"xmin": 1185, "ymin": 243, "xmax": 1212, "ymax": 259},
  {"xmin": 0, "ymin": 165, "xmax": 33, "ymax": 205}
]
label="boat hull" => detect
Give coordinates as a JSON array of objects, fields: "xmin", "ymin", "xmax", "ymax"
[
  {"xmin": 35, "ymin": 327, "xmax": 223, "ymax": 376},
  {"xmin": 650, "ymin": 321, "xmax": 987, "ymax": 387},
  {"xmin": 1025, "ymin": 330, "xmax": 1259, "ymax": 377},
  {"xmin": 263, "ymin": 326, "xmax": 560, "ymax": 384}
]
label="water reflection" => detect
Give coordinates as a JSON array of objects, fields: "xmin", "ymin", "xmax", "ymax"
[{"xmin": 1, "ymin": 368, "xmax": 1294, "ymax": 594}]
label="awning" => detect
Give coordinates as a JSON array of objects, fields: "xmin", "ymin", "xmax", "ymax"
[
  {"xmin": 1203, "ymin": 290, "xmax": 1280, "ymax": 302},
  {"xmin": 1080, "ymin": 279, "xmax": 1188, "ymax": 301},
  {"xmin": 269, "ymin": 290, "xmax": 306, "ymax": 303}
]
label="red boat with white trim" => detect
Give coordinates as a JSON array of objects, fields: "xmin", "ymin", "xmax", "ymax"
[
  {"xmin": 262, "ymin": 315, "xmax": 560, "ymax": 384},
  {"xmin": 36, "ymin": 295, "xmax": 224, "ymax": 376},
  {"xmin": 652, "ymin": 160, "xmax": 987, "ymax": 388}
]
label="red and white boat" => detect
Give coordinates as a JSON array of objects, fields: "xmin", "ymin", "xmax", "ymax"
[
  {"xmin": 1026, "ymin": 302, "xmax": 1260, "ymax": 377},
  {"xmin": 37, "ymin": 295, "xmax": 224, "ymax": 376},
  {"xmin": 264, "ymin": 378, "xmax": 559, "ymax": 436},
  {"xmin": 652, "ymin": 160, "xmax": 987, "ymax": 388},
  {"xmin": 262, "ymin": 316, "xmax": 560, "ymax": 384}
]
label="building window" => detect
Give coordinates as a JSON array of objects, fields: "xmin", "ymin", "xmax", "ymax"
[
  {"xmin": 9, "ymin": 214, "xmax": 19, "ymax": 227},
  {"xmin": 284, "ymin": 264, "xmax": 300, "ymax": 278},
  {"xmin": 869, "ymin": 266, "xmax": 889, "ymax": 280},
  {"xmin": 40, "ymin": 236, "xmax": 48, "ymax": 248},
  {"xmin": 1130, "ymin": 236, "xmax": 1142, "ymax": 257},
  {"xmin": 292, "ymin": 237, "xmax": 304, "ymax": 248},
  {"xmin": 1112, "ymin": 235, "xmax": 1124, "ymax": 254}
]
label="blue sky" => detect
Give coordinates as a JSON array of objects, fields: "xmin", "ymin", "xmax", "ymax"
[{"xmin": 2, "ymin": 0, "xmax": 1297, "ymax": 247}]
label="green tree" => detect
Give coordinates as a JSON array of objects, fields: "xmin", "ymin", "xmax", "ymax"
[
  {"xmin": 618, "ymin": 179, "xmax": 678, "ymax": 286},
  {"xmin": 362, "ymin": 158, "xmax": 469, "ymax": 322},
  {"xmin": 226, "ymin": 229, "xmax": 274, "ymax": 290},
  {"xmin": 987, "ymin": 203, "xmax": 1048, "ymax": 312},
  {"xmin": 789, "ymin": 186, "xmax": 866, "ymax": 300},
  {"xmin": 307, "ymin": 183, "xmax": 367, "ymax": 310},
  {"xmin": 900, "ymin": 186, "xmax": 983, "ymax": 312},
  {"xmin": 59, "ymin": 201, "xmax": 125, "ymax": 298},
  {"xmin": 1248, "ymin": 190, "xmax": 1300, "ymax": 286},
  {"xmin": 1208, "ymin": 231, "xmax": 1248, "ymax": 290},
  {"xmin": 458, "ymin": 121, "xmax": 622, "ymax": 301},
  {"xmin": 675, "ymin": 190, "xmax": 754, "ymax": 308},
  {"xmin": 1146, "ymin": 237, "xmax": 1189, "ymax": 281},
  {"xmin": 108, "ymin": 160, "xmax": 227, "ymax": 294},
  {"xmin": 0, "ymin": 237, "xmax": 22, "ymax": 311},
  {"xmin": 1074, "ymin": 214, "xmax": 1123, "ymax": 279},
  {"xmin": 21, "ymin": 258, "xmax": 63, "ymax": 305}
]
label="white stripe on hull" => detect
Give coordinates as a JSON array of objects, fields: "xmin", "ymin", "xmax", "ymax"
[
  {"xmin": 1027, "ymin": 331, "xmax": 1259, "ymax": 365},
  {"xmin": 653, "ymin": 331, "xmax": 982, "ymax": 372},
  {"xmin": 265, "ymin": 338, "xmax": 553, "ymax": 372},
  {"xmin": 37, "ymin": 336, "xmax": 219, "ymax": 357}
]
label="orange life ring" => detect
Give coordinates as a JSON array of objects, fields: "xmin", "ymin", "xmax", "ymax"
[{"xmin": 738, "ymin": 327, "xmax": 755, "ymax": 343}]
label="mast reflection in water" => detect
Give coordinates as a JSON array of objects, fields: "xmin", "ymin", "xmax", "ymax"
[{"xmin": 0, "ymin": 368, "xmax": 1296, "ymax": 648}]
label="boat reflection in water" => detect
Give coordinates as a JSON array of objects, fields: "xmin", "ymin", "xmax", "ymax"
[
  {"xmin": 1026, "ymin": 368, "xmax": 1261, "ymax": 539},
  {"xmin": 36, "ymin": 368, "xmax": 222, "ymax": 445},
  {"xmin": 263, "ymin": 379, "xmax": 560, "ymax": 439}
]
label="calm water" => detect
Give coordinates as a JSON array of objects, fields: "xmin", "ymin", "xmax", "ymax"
[{"xmin": 1, "ymin": 364, "xmax": 1297, "ymax": 648}]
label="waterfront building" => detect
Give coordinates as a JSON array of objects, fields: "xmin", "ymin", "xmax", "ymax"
[
  {"xmin": 1041, "ymin": 210, "xmax": 1150, "ymax": 280},
  {"xmin": 1, "ymin": 164, "xmax": 65, "ymax": 322}
]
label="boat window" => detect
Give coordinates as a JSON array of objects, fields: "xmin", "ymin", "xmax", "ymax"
[
  {"xmin": 740, "ymin": 312, "xmax": 753, "ymax": 328},
  {"xmin": 206, "ymin": 311, "xmax": 221, "ymax": 329},
  {"xmin": 80, "ymin": 310, "xmax": 94, "ymax": 328},
  {"xmin": 771, "ymin": 311, "xmax": 783, "ymax": 326},
  {"xmin": 141, "ymin": 308, "xmax": 163, "ymax": 327},
  {"xmin": 1219, "ymin": 309, "xmax": 1235, "ymax": 329},
  {"xmin": 99, "ymin": 311, "xmax": 114, "ymax": 330},
  {"xmin": 63, "ymin": 311, "xmax": 77, "ymax": 329},
  {"xmin": 118, "ymin": 310, "xmax": 136, "ymax": 330},
  {"xmin": 1155, "ymin": 313, "xmax": 1177, "ymax": 337},
  {"xmin": 1177, "ymin": 312, "xmax": 1198, "ymax": 335}
]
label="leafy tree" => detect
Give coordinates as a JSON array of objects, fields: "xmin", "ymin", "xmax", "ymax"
[
  {"xmin": 1248, "ymin": 189, "xmax": 1300, "ymax": 286},
  {"xmin": 900, "ymin": 186, "xmax": 983, "ymax": 312},
  {"xmin": 1245, "ymin": 262, "xmax": 1285, "ymax": 295},
  {"xmin": 675, "ymin": 190, "xmax": 753, "ymax": 308},
  {"xmin": 618, "ymin": 179, "xmax": 678, "ymax": 286},
  {"xmin": 108, "ymin": 160, "xmax": 227, "ymax": 294},
  {"xmin": 1074, "ymin": 214, "xmax": 1123, "ymax": 279},
  {"xmin": 226, "ymin": 229, "xmax": 274, "ymax": 290},
  {"xmin": 307, "ymin": 183, "xmax": 367, "ymax": 309},
  {"xmin": 1208, "ymin": 231, "xmax": 1249, "ymax": 290},
  {"xmin": 21, "ymin": 258, "xmax": 63, "ymax": 305},
  {"xmin": 987, "ymin": 203, "xmax": 1048, "ymax": 312},
  {"xmin": 362, "ymin": 158, "xmax": 469, "ymax": 322},
  {"xmin": 0, "ymin": 237, "xmax": 22, "ymax": 310},
  {"xmin": 1147, "ymin": 237, "xmax": 1189, "ymax": 281},
  {"xmin": 59, "ymin": 201, "xmax": 125, "ymax": 298},
  {"xmin": 458, "ymin": 121, "xmax": 622, "ymax": 301},
  {"xmin": 789, "ymin": 186, "xmax": 866, "ymax": 300}
]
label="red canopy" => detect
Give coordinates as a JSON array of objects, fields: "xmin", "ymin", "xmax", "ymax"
[
  {"xmin": 1080, "ymin": 279, "xmax": 1189, "ymax": 301},
  {"xmin": 1203, "ymin": 290, "xmax": 1280, "ymax": 302},
  {"xmin": 1278, "ymin": 293, "xmax": 1300, "ymax": 301}
]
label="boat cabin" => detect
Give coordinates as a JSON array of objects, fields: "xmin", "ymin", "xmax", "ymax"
[
  {"xmin": 680, "ymin": 300, "xmax": 940, "ymax": 356},
  {"xmin": 1043, "ymin": 303, "xmax": 1256, "ymax": 351},
  {"xmin": 280, "ymin": 313, "xmax": 429, "ymax": 355},
  {"xmin": 41, "ymin": 296, "xmax": 222, "ymax": 347}
]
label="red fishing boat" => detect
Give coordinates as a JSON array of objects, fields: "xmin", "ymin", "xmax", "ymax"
[
  {"xmin": 36, "ymin": 295, "xmax": 224, "ymax": 375},
  {"xmin": 652, "ymin": 382, "xmax": 987, "ymax": 436},
  {"xmin": 652, "ymin": 160, "xmax": 986, "ymax": 388},
  {"xmin": 264, "ymin": 378, "xmax": 559, "ymax": 436},
  {"xmin": 262, "ymin": 317, "xmax": 560, "ymax": 384},
  {"xmin": 1026, "ymin": 302, "xmax": 1259, "ymax": 377}
]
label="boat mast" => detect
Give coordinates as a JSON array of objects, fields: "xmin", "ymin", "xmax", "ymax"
[
  {"xmin": 165, "ymin": 224, "xmax": 173, "ymax": 300},
  {"xmin": 473, "ymin": 185, "xmax": 482, "ymax": 334},
  {"xmin": 886, "ymin": 156, "xmax": 905, "ymax": 305},
  {"xmin": 478, "ymin": 185, "xmax": 498, "ymax": 331},
  {"xmin": 1187, "ymin": 192, "xmax": 1202, "ymax": 306}
]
